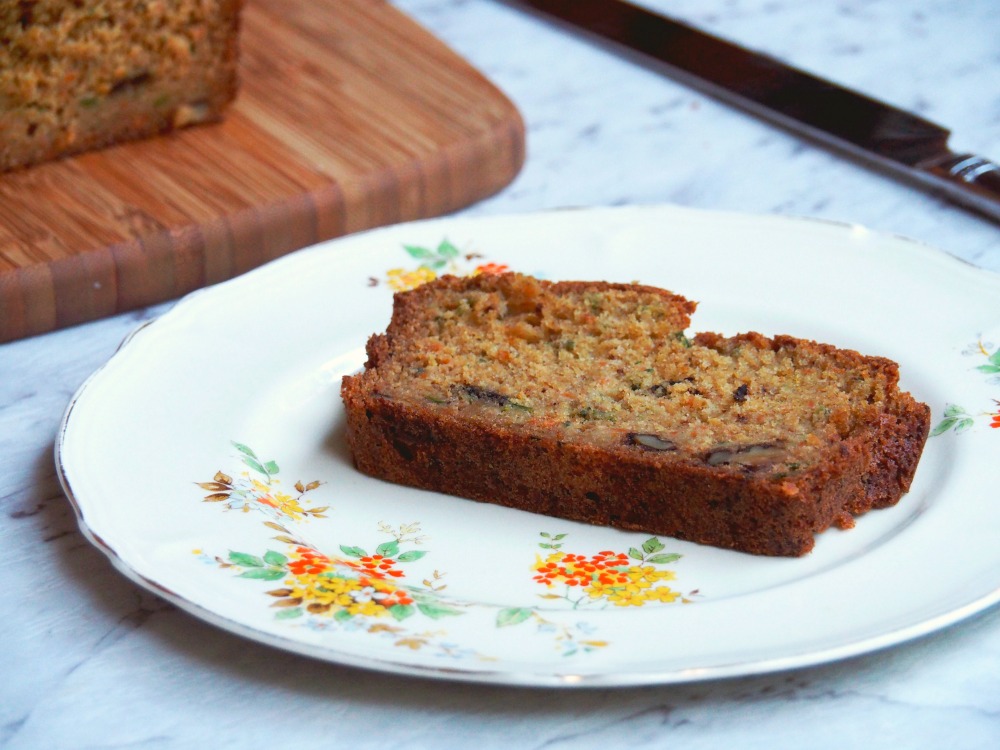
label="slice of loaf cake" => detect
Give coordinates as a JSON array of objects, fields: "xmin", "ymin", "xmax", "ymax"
[
  {"xmin": 341, "ymin": 273, "xmax": 930, "ymax": 556},
  {"xmin": 0, "ymin": 0, "xmax": 243, "ymax": 172}
]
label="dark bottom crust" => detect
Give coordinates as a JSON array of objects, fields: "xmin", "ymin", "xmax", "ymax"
[{"xmin": 342, "ymin": 379, "xmax": 931, "ymax": 557}]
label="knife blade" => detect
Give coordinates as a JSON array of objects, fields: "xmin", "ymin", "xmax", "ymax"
[{"xmin": 509, "ymin": 0, "xmax": 1000, "ymax": 223}]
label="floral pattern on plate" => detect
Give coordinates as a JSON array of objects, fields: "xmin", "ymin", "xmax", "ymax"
[
  {"xmin": 194, "ymin": 443, "xmax": 692, "ymax": 659},
  {"xmin": 932, "ymin": 340, "xmax": 1000, "ymax": 435},
  {"xmin": 369, "ymin": 238, "xmax": 509, "ymax": 291}
]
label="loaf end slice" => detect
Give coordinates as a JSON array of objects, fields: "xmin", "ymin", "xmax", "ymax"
[{"xmin": 0, "ymin": 0, "xmax": 243, "ymax": 172}]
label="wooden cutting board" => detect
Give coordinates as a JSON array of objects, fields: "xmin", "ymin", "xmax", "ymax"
[{"xmin": 0, "ymin": 0, "xmax": 525, "ymax": 344}]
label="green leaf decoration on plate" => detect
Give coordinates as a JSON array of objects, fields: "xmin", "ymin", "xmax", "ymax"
[
  {"xmin": 976, "ymin": 347, "xmax": 1000, "ymax": 374},
  {"xmin": 931, "ymin": 341, "xmax": 1000, "ymax": 436},
  {"xmin": 931, "ymin": 404, "xmax": 976, "ymax": 436},
  {"xmin": 195, "ymin": 450, "xmax": 706, "ymax": 661}
]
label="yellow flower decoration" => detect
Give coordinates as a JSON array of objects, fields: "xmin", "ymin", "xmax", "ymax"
[
  {"xmin": 645, "ymin": 586, "xmax": 681, "ymax": 604},
  {"xmin": 287, "ymin": 573, "xmax": 362, "ymax": 609},
  {"xmin": 387, "ymin": 266, "xmax": 438, "ymax": 292},
  {"xmin": 531, "ymin": 536, "xmax": 688, "ymax": 608},
  {"xmin": 627, "ymin": 565, "xmax": 676, "ymax": 585},
  {"xmin": 249, "ymin": 479, "xmax": 309, "ymax": 520}
]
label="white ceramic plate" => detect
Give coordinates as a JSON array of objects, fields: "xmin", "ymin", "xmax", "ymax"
[{"xmin": 57, "ymin": 205, "xmax": 1000, "ymax": 687}]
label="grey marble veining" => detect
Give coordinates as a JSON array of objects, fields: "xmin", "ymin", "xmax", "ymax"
[{"xmin": 2, "ymin": 1, "xmax": 999, "ymax": 748}]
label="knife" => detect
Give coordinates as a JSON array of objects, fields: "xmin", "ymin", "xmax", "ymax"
[{"xmin": 508, "ymin": 0, "xmax": 1000, "ymax": 223}]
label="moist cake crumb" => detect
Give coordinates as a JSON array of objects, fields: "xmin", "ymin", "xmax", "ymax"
[{"xmin": 341, "ymin": 272, "xmax": 930, "ymax": 556}]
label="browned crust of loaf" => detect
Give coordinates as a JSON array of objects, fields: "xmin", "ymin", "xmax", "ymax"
[
  {"xmin": 342, "ymin": 275, "xmax": 931, "ymax": 557},
  {"xmin": 0, "ymin": 0, "xmax": 243, "ymax": 172},
  {"xmin": 378, "ymin": 273, "xmax": 696, "ymax": 350},
  {"xmin": 342, "ymin": 376, "xmax": 929, "ymax": 557}
]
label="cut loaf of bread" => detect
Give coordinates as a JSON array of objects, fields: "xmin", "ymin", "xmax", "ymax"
[
  {"xmin": 341, "ymin": 273, "xmax": 930, "ymax": 556},
  {"xmin": 1, "ymin": 0, "xmax": 243, "ymax": 172}
]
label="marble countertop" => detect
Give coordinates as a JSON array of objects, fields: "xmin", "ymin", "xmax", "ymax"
[{"xmin": 3, "ymin": 1, "xmax": 999, "ymax": 747}]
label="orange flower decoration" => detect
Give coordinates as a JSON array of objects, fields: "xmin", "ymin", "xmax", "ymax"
[
  {"xmin": 345, "ymin": 553, "xmax": 406, "ymax": 580},
  {"xmin": 474, "ymin": 262, "xmax": 510, "ymax": 276},
  {"xmin": 532, "ymin": 550, "xmax": 632, "ymax": 587},
  {"xmin": 532, "ymin": 540, "xmax": 683, "ymax": 607},
  {"xmin": 287, "ymin": 546, "xmax": 332, "ymax": 575}
]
